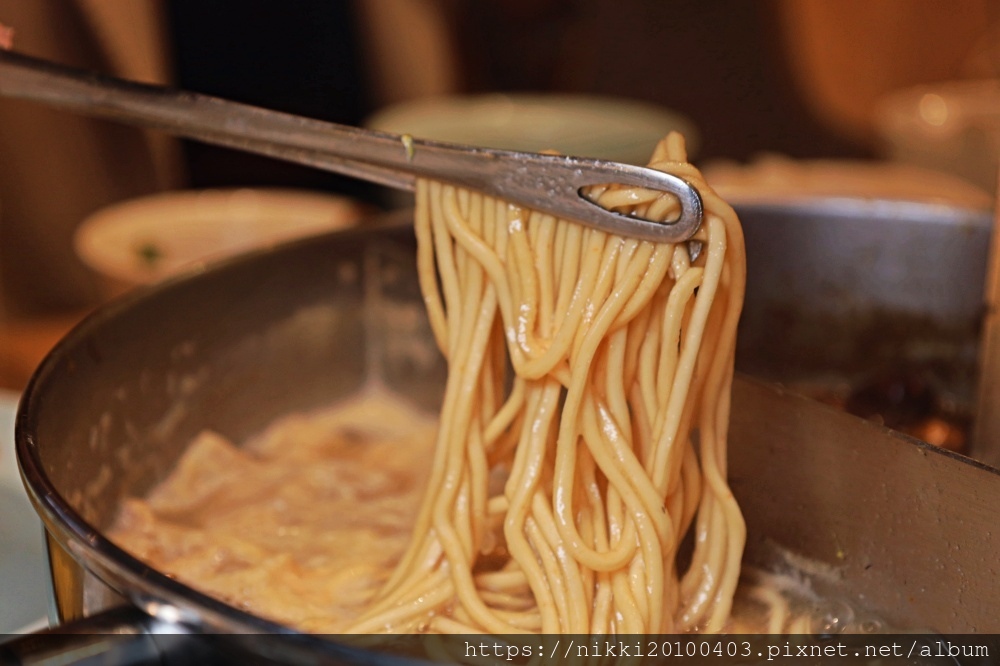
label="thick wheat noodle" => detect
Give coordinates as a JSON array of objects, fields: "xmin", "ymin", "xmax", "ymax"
[{"xmin": 345, "ymin": 132, "xmax": 746, "ymax": 633}]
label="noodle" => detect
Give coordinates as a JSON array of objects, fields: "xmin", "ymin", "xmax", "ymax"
[{"xmin": 346, "ymin": 132, "xmax": 747, "ymax": 634}]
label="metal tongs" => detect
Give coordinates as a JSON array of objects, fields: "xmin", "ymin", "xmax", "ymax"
[{"xmin": 0, "ymin": 50, "xmax": 702, "ymax": 244}]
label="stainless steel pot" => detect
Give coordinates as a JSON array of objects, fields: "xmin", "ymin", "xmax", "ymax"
[
  {"xmin": 735, "ymin": 197, "xmax": 993, "ymax": 460},
  {"xmin": 7, "ymin": 211, "xmax": 1000, "ymax": 663}
]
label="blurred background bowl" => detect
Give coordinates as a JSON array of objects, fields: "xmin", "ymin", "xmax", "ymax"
[
  {"xmin": 366, "ymin": 93, "xmax": 698, "ymax": 164},
  {"xmin": 74, "ymin": 188, "xmax": 367, "ymax": 297},
  {"xmin": 366, "ymin": 93, "xmax": 698, "ymax": 209},
  {"xmin": 704, "ymin": 155, "xmax": 994, "ymax": 209},
  {"xmin": 874, "ymin": 79, "xmax": 1000, "ymax": 193}
]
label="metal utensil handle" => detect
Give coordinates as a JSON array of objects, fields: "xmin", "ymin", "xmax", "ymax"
[{"xmin": 0, "ymin": 50, "xmax": 702, "ymax": 243}]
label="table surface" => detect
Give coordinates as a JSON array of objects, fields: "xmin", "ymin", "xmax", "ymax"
[
  {"xmin": 0, "ymin": 312, "xmax": 87, "ymax": 632},
  {"xmin": 0, "ymin": 388, "xmax": 49, "ymax": 632}
]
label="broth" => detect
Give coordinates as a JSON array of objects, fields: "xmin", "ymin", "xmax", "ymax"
[
  {"xmin": 109, "ymin": 387, "xmax": 887, "ymax": 635},
  {"xmin": 110, "ymin": 387, "xmax": 436, "ymax": 632}
]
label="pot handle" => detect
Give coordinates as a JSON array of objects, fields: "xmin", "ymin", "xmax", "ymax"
[{"xmin": 0, "ymin": 605, "xmax": 213, "ymax": 665}]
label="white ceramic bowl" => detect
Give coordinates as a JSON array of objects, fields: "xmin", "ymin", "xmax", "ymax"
[
  {"xmin": 75, "ymin": 188, "xmax": 366, "ymax": 295},
  {"xmin": 366, "ymin": 93, "xmax": 699, "ymax": 165}
]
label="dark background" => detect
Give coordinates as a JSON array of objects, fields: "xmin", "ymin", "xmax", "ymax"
[{"xmin": 167, "ymin": 0, "xmax": 864, "ymax": 205}]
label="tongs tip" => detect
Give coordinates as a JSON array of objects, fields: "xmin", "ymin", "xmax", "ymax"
[
  {"xmin": 490, "ymin": 153, "xmax": 705, "ymax": 244},
  {"xmin": 574, "ymin": 167, "xmax": 704, "ymax": 245}
]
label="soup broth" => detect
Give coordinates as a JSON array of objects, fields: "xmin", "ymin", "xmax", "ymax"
[{"xmin": 109, "ymin": 388, "xmax": 885, "ymax": 635}]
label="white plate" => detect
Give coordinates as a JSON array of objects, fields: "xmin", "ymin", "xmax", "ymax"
[{"xmin": 0, "ymin": 390, "xmax": 49, "ymax": 632}]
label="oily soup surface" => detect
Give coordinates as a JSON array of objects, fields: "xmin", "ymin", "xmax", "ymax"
[
  {"xmin": 109, "ymin": 388, "xmax": 873, "ymax": 634},
  {"xmin": 110, "ymin": 390, "xmax": 437, "ymax": 633}
]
